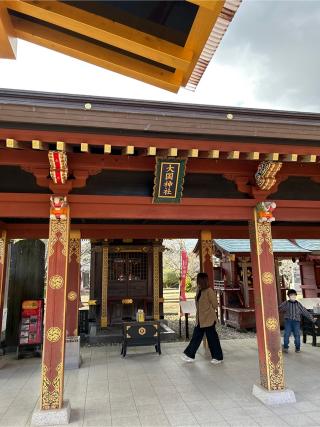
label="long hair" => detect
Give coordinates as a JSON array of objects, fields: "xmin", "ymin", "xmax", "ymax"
[{"xmin": 197, "ymin": 272, "xmax": 209, "ymax": 290}]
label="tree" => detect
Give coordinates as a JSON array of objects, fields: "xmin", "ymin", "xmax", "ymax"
[
  {"xmin": 163, "ymin": 239, "xmax": 200, "ymax": 290},
  {"xmin": 163, "ymin": 269, "xmax": 179, "ymax": 288}
]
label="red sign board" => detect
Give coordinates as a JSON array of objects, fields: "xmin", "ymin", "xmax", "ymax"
[{"xmin": 19, "ymin": 300, "xmax": 43, "ymax": 345}]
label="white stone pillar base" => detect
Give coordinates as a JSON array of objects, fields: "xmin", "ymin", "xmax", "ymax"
[
  {"xmin": 31, "ymin": 400, "xmax": 71, "ymax": 425},
  {"xmin": 252, "ymin": 384, "xmax": 296, "ymax": 406},
  {"xmin": 65, "ymin": 336, "xmax": 81, "ymax": 370}
]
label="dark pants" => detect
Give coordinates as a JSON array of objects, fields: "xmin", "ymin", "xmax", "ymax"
[
  {"xmin": 184, "ymin": 322, "xmax": 223, "ymax": 360},
  {"xmin": 284, "ymin": 319, "xmax": 301, "ymax": 350}
]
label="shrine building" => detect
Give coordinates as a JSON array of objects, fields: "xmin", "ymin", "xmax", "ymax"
[
  {"xmin": 1, "ymin": 88, "xmax": 320, "ymax": 414},
  {"xmin": 1, "ymin": 0, "xmax": 320, "ymax": 423}
]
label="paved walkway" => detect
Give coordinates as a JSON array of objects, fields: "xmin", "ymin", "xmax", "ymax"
[{"xmin": 0, "ymin": 339, "xmax": 320, "ymax": 426}]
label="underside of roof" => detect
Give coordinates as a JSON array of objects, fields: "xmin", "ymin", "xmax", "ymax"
[{"xmin": 0, "ymin": 0, "xmax": 241, "ymax": 92}]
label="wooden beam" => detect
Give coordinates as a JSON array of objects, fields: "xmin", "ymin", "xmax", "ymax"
[
  {"xmin": 11, "ymin": 16, "xmax": 182, "ymax": 93},
  {"xmin": 187, "ymin": 1, "xmax": 221, "ymax": 11},
  {"xmin": 32, "ymin": 140, "xmax": 48, "ymax": 150},
  {"xmin": 7, "ymin": 0, "xmax": 193, "ymax": 72},
  {"xmin": 7, "ymin": 222, "xmax": 320, "ymax": 240},
  {"xmin": 0, "ymin": 5, "xmax": 17, "ymax": 59},
  {"xmin": 0, "ymin": 193, "xmax": 254, "ymax": 220},
  {"xmin": 3, "ymin": 194, "xmax": 320, "ymax": 222}
]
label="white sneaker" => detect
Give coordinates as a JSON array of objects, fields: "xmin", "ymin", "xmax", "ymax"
[
  {"xmin": 181, "ymin": 354, "xmax": 195, "ymax": 363},
  {"xmin": 211, "ymin": 359, "xmax": 223, "ymax": 365}
]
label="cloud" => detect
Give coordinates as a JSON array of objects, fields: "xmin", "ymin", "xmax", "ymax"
[{"xmin": 211, "ymin": 0, "xmax": 320, "ymax": 112}]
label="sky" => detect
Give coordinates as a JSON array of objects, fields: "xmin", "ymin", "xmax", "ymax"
[{"xmin": 1, "ymin": 0, "xmax": 320, "ymax": 112}]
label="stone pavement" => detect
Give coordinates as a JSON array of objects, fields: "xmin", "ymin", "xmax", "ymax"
[{"xmin": 0, "ymin": 339, "xmax": 320, "ymax": 427}]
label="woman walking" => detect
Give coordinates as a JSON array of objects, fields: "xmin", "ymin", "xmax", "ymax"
[{"xmin": 181, "ymin": 272, "xmax": 223, "ymax": 364}]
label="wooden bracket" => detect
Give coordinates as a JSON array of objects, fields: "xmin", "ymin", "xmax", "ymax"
[
  {"xmin": 223, "ymin": 174, "xmax": 251, "ymax": 194},
  {"xmin": 49, "ymin": 181, "xmax": 73, "ymax": 195},
  {"xmin": 21, "ymin": 166, "xmax": 49, "ymax": 188},
  {"xmin": 72, "ymin": 168, "xmax": 102, "ymax": 189},
  {"xmin": 251, "ymin": 175, "xmax": 289, "ymax": 200}
]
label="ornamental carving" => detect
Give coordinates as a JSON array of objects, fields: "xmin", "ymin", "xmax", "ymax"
[
  {"xmin": 50, "ymin": 196, "xmax": 68, "ymax": 221},
  {"xmin": 255, "ymin": 161, "xmax": 282, "ymax": 190},
  {"xmin": 257, "ymin": 222, "xmax": 273, "ymax": 256},
  {"xmin": 259, "ymin": 359, "xmax": 268, "ymax": 389},
  {"xmin": 265, "ymin": 317, "xmax": 278, "ymax": 331},
  {"xmin": 267, "ymin": 350, "xmax": 285, "ymax": 390},
  {"xmin": 48, "ymin": 151, "xmax": 68, "ymax": 185},
  {"xmin": 46, "ymin": 327, "xmax": 62, "ymax": 343},
  {"xmin": 256, "ymin": 201, "xmax": 276, "ymax": 223},
  {"xmin": 262, "ymin": 272, "xmax": 274, "ymax": 285},
  {"xmin": 67, "ymin": 291, "xmax": 77, "ymax": 301},
  {"xmin": 201, "ymin": 239, "xmax": 213, "ymax": 272},
  {"xmin": 69, "ymin": 238, "xmax": 80, "ymax": 263},
  {"xmin": 48, "ymin": 219, "xmax": 68, "ymax": 258},
  {"xmin": 41, "ymin": 362, "xmax": 63, "ymax": 410},
  {"xmin": 49, "ymin": 275, "xmax": 64, "ymax": 290},
  {"xmin": 201, "ymin": 240, "xmax": 213, "ymax": 256},
  {"xmin": 0, "ymin": 238, "xmax": 4, "ymax": 265},
  {"xmin": 139, "ymin": 327, "xmax": 146, "ymax": 336}
]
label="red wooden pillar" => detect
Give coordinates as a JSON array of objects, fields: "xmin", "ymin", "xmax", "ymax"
[
  {"xmin": 249, "ymin": 207, "xmax": 285, "ymax": 391},
  {"xmin": 41, "ymin": 197, "xmax": 70, "ymax": 410},
  {"xmin": 66, "ymin": 231, "xmax": 81, "ymax": 337},
  {"xmin": 200, "ymin": 230, "xmax": 214, "ymax": 287},
  {"xmin": 153, "ymin": 243, "xmax": 161, "ymax": 320},
  {"xmin": 0, "ymin": 231, "xmax": 8, "ymax": 337}
]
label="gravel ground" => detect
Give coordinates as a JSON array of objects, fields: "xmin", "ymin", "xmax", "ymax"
[{"xmin": 165, "ymin": 314, "xmax": 256, "ymax": 341}]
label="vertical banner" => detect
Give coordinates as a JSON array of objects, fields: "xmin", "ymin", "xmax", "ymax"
[
  {"xmin": 180, "ymin": 250, "xmax": 188, "ymax": 301},
  {"xmin": 152, "ymin": 158, "xmax": 187, "ymax": 204},
  {"xmin": 66, "ymin": 231, "xmax": 81, "ymax": 337},
  {"xmin": 249, "ymin": 205, "xmax": 285, "ymax": 391},
  {"xmin": 41, "ymin": 196, "xmax": 70, "ymax": 410}
]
